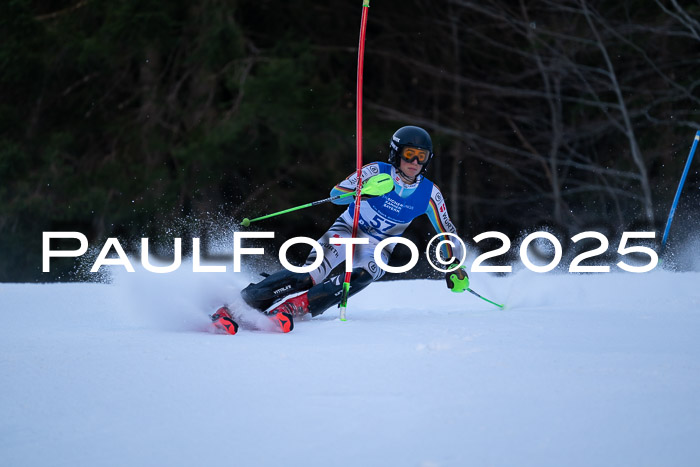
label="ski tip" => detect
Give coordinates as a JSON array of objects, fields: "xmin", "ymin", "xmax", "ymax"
[
  {"xmin": 270, "ymin": 311, "xmax": 294, "ymax": 333},
  {"xmin": 211, "ymin": 306, "xmax": 239, "ymax": 335}
]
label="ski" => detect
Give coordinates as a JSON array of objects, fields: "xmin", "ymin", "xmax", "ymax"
[
  {"xmin": 210, "ymin": 305, "xmax": 293, "ymax": 334},
  {"xmin": 211, "ymin": 306, "xmax": 239, "ymax": 335}
]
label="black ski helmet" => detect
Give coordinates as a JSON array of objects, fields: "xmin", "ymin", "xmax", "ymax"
[{"xmin": 388, "ymin": 125, "xmax": 434, "ymax": 175}]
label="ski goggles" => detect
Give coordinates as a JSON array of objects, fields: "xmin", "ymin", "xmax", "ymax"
[{"xmin": 400, "ymin": 147, "xmax": 431, "ymax": 164}]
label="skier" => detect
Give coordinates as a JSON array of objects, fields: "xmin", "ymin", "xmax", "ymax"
[{"xmin": 212, "ymin": 125, "xmax": 469, "ymax": 334}]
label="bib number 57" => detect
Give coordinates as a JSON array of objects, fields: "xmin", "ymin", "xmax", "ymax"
[{"xmin": 369, "ymin": 214, "xmax": 396, "ymax": 233}]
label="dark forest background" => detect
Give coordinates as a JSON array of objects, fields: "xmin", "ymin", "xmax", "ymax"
[{"xmin": 1, "ymin": 0, "xmax": 699, "ymax": 282}]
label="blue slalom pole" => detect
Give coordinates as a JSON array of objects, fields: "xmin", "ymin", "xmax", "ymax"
[{"xmin": 661, "ymin": 130, "xmax": 700, "ymax": 253}]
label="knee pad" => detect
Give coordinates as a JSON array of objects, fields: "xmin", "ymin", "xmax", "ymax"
[
  {"xmin": 307, "ymin": 268, "xmax": 374, "ymax": 317},
  {"xmin": 241, "ymin": 269, "xmax": 313, "ymax": 311}
]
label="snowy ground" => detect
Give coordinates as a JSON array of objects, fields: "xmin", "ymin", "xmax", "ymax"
[{"xmin": 2, "ymin": 266, "xmax": 700, "ymax": 467}]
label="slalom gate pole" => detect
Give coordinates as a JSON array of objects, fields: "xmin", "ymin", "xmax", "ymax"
[
  {"xmin": 661, "ymin": 130, "xmax": 700, "ymax": 254},
  {"xmin": 339, "ymin": 0, "xmax": 370, "ymax": 322}
]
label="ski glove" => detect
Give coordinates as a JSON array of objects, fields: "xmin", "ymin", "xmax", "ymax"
[
  {"xmin": 445, "ymin": 265, "xmax": 469, "ymax": 293},
  {"xmin": 356, "ymin": 173, "xmax": 395, "ymax": 201}
]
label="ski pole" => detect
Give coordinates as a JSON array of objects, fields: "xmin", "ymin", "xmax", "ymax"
[
  {"xmin": 242, "ymin": 192, "xmax": 353, "ymax": 227},
  {"xmin": 661, "ymin": 130, "xmax": 700, "ymax": 254},
  {"xmin": 241, "ymin": 172, "xmax": 392, "ymax": 227},
  {"xmin": 467, "ymin": 288, "xmax": 504, "ymax": 309}
]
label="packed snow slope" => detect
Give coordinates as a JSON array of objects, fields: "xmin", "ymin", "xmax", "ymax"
[{"xmin": 2, "ymin": 267, "xmax": 700, "ymax": 467}]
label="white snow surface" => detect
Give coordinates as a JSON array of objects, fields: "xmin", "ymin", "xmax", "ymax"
[{"xmin": 2, "ymin": 266, "xmax": 700, "ymax": 467}]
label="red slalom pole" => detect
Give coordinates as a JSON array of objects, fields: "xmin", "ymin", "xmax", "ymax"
[{"xmin": 339, "ymin": 0, "xmax": 370, "ymax": 321}]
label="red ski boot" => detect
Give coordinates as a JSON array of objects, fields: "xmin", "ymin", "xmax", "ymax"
[
  {"xmin": 268, "ymin": 292, "xmax": 310, "ymax": 317},
  {"xmin": 265, "ymin": 292, "xmax": 310, "ymax": 333},
  {"xmin": 211, "ymin": 306, "xmax": 239, "ymax": 335}
]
